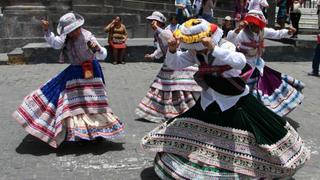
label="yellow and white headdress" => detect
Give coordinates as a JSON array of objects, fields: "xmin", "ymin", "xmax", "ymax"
[{"xmin": 173, "ymin": 18, "xmax": 224, "ymax": 51}]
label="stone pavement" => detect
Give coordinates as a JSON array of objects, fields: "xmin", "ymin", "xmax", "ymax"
[{"xmin": 0, "ymin": 61, "xmax": 319, "ymax": 180}]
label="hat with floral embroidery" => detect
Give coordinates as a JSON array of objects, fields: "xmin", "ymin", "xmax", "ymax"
[
  {"xmin": 57, "ymin": 12, "xmax": 85, "ymax": 35},
  {"xmin": 173, "ymin": 18, "xmax": 223, "ymax": 51}
]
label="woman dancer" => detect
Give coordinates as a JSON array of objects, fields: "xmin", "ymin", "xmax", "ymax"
[
  {"xmin": 230, "ymin": 10, "xmax": 304, "ymax": 116},
  {"xmin": 141, "ymin": 18, "xmax": 309, "ymax": 179},
  {"xmin": 136, "ymin": 11, "xmax": 202, "ymax": 123},
  {"xmin": 13, "ymin": 12, "xmax": 124, "ymax": 148}
]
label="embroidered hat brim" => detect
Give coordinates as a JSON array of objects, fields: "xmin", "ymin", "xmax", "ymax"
[
  {"xmin": 175, "ymin": 19, "xmax": 224, "ymax": 51},
  {"xmin": 57, "ymin": 13, "xmax": 85, "ymax": 35}
]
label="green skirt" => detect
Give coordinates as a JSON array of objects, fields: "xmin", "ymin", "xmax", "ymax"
[{"xmin": 142, "ymin": 94, "xmax": 310, "ymax": 179}]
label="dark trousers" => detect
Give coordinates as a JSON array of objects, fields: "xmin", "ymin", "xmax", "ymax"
[
  {"xmin": 312, "ymin": 44, "xmax": 320, "ymax": 74},
  {"xmin": 290, "ymin": 12, "xmax": 301, "ymax": 36}
]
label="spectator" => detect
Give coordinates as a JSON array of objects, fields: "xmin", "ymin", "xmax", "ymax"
[
  {"xmin": 247, "ymin": 0, "xmax": 269, "ymax": 11},
  {"xmin": 234, "ymin": 0, "xmax": 248, "ymax": 21},
  {"xmin": 308, "ymin": 34, "xmax": 320, "ymax": 77},
  {"xmin": 104, "ymin": 16, "xmax": 128, "ymax": 65},
  {"xmin": 277, "ymin": 0, "xmax": 290, "ymax": 29},
  {"xmin": 222, "ymin": 16, "xmax": 234, "ymax": 37},
  {"xmin": 317, "ymin": 0, "xmax": 320, "ymax": 29},
  {"xmin": 166, "ymin": 15, "xmax": 180, "ymax": 32},
  {"xmin": 199, "ymin": 0, "xmax": 217, "ymax": 22},
  {"xmin": 192, "ymin": 0, "xmax": 203, "ymax": 16},
  {"xmin": 175, "ymin": 0, "xmax": 192, "ymax": 24},
  {"xmin": 289, "ymin": 0, "xmax": 302, "ymax": 38}
]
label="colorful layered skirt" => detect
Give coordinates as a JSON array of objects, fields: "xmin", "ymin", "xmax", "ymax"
[
  {"xmin": 142, "ymin": 94, "xmax": 310, "ymax": 179},
  {"xmin": 135, "ymin": 66, "xmax": 202, "ymax": 123},
  {"xmin": 13, "ymin": 60, "xmax": 124, "ymax": 148},
  {"xmin": 248, "ymin": 65, "xmax": 304, "ymax": 117}
]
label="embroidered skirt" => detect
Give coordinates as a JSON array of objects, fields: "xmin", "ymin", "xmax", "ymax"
[
  {"xmin": 13, "ymin": 60, "xmax": 124, "ymax": 148},
  {"xmin": 248, "ymin": 66, "xmax": 304, "ymax": 117},
  {"xmin": 135, "ymin": 66, "xmax": 202, "ymax": 123},
  {"xmin": 141, "ymin": 94, "xmax": 310, "ymax": 179}
]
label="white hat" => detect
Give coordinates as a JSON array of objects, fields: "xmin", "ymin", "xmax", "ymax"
[
  {"xmin": 146, "ymin": 11, "xmax": 166, "ymax": 23},
  {"xmin": 57, "ymin": 12, "xmax": 85, "ymax": 35},
  {"xmin": 174, "ymin": 18, "xmax": 223, "ymax": 51},
  {"xmin": 224, "ymin": 16, "xmax": 232, "ymax": 21}
]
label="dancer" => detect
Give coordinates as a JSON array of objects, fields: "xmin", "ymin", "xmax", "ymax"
[
  {"xmin": 13, "ymin": 12, "xmax": 124, "ymax": 148},
  {"xmin": 230, "ymin": 10, "xmax": 304, "ymax": 116},
  {"xmin": 141, "ymin": 18, "xmax": 310, "ymax": 179},
  {"xmin": 136, "ymin": 11, "xmax": 202, "ymax": 123}
]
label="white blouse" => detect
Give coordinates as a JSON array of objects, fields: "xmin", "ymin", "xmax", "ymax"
[{"xmin": 165, "ymin": 41, "xmax": 249, "ymax": 111}]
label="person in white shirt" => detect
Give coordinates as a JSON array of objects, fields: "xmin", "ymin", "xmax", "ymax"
[
  {"xmin": 228, "ymin": 10, "xmax": 304, "ymax": 117},
  {"xmin": 13, "ymin": 12, "xmax": 124, "ymax": 148},
  {"xmin": 247, "ymin": 0, "xmax": 269, "ymax": 11},
  {"xmin": 141, "ymin": 18, "xmax": 310, "ymax": 179}
]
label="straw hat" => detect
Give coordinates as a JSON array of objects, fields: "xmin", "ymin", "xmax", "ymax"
[
  {"xmin": 173, "ymin": 18, "xmax": 223, "ymax": 51},
  {"xmin": 244, "ymin": 10, "xmax": 267, "ymax": 29},
  {"xmin": 57, "ymin": 12, "xmax": 85, "ymax": 35},
  {"xmin": 146, "ymin": 11, "xmax": 167, "ymax": 23}
]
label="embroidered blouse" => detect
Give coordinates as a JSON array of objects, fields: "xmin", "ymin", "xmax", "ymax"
[
  {"xmin": 44, "ymin": 28, "xmax": 107, "ymax": 65},
  {"xmin": 165, "ymin": 41, "xmax": 249, "ymax": 111}
]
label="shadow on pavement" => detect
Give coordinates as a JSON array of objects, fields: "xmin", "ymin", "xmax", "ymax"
[
  {"xmin": 140, "ymin": 166, "xmax": 160, "ymax": 180},
  {"xmin": 284, "ymin": 116, "xmax": 301, "ymax": 131},
  {"xmin": 135, "ymin": 118, "xmax": 157, "ymax": 124},
  {"xmin": 16, "ymin": 135, "xmax": 125, "ymax": 156}
]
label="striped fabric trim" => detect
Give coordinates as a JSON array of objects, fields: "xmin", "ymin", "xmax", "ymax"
[
  {"xmin": 142, "ymin": 118, "xmax": 310, "ymax": 178},
  {"xmin": 66, "ymin": 113, "xmax": 124, "ymax": 141},
  {"xmin": 154, "ymin": 152, "xmax": 248, "ymax": 179},
  {"xmin": 136, "ymin": 88, "xmax": 199, "ymax": 123},
  {"xmin": 252, "ymin": 76, "xmax": 304, "ymax": 117},
  {"xmin": 13, "ymin": 78, "xmax": 119, "ymax": 148},
  {"xmin": 151, "ymin": 66, "xmax": 202, "ymax": 92}
]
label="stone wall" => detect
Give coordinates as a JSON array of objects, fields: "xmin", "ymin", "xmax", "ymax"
[{"xmin": 0, "ymin": 0, "xmax": 236, "ymax": 53}]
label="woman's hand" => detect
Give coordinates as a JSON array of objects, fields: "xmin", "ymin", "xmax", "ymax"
[
  {"xmin": 168, "ymin": 37, "xmax": 179, "ymax": 53},
  {"xmin": 288, "ymin": 26, "xmax": 297, "ymax": 35},
  {"xmin": 201, "ymin": 37, "xmax": 215, "ymax": 51},
  {"xmin": 144, "ymin": 54, "xmax": 153, "ymax": 61},
  {"xmin": 41, "ymin": 20, "xmax": 49, "ymax": 31},
  {"xmin": 87, "ymin": 41, "xmax": 101, "ymax": 53}
]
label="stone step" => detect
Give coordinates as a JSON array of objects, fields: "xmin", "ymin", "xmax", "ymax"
[
  {"xmin": 300, "ymin": 24, "xmax": 319, "ymax": 29},
  {"xmin": 81, "ymin": 13, "xmax": 140, "ymax": 27},
  {"xmin": 0, "ymin": 53, "xmax": 8, "ymax": 65},
  {"xmin": 72, "ymin": 0, "xmax": 104, "ymax": 5},
  {"xmin": 73, "ymin": 5, "xmax": 113, "ymax": 14}
]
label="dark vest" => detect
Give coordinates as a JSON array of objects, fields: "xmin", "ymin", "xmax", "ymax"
[{"xmin": 195, "ymin": 53, "xmax": 246, "ymax": 96}]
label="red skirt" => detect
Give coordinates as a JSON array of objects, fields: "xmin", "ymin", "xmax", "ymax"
[{"xmin": 109, "ymin": 41, "xmax": 126, "ymax": 49}]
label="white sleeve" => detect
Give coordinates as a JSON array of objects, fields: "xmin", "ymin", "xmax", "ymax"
[
  {"xmin": 44, "ymin": 31, "xmax": 66, "ymax": 50},
  {"xmin": 165, "ymin": 50, "xmax": 196, "ymax": 69},
  {"xmin": 149, "ymin": 46, "xmax": 164, "ymax": 60},
  {"xmin": 226, "ymin": 30, "xmax": 238, "ymax": 45},
  {"xmin": 212, "ymin": 43, "xmax": 246, "ymax": 70},
  {"xmin": 261, "ymin": 0, "xmax": 269, "ymax": 7},
  {"xmin": 264, "ymin": 28, "xmax": 291, "ymax": 39},
  {"xmin": 90, "ymin": 35, "xmax": 107, "ymax": 60}
]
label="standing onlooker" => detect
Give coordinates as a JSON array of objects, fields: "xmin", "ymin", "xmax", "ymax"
[
  {"xmin": 222, "ymin": 16, "xmax": 234, "ymax": 37},
  {"xmin": 175, "ymin": 0, "xmax": 192, "ymax": 24},
  {"xmin": 192, "ymin": 0, "xmax": 203, "ymax": 16},
  {"xmin": 317, "ymin": 0, "xmax": 320, "ymax": 29},
  {"xmin": 165, "ymin": 15, "xmax": 180, "ymax": 32},
  {"xmin": 289, "ymin": 0, "xmax": 302, "ymax": 38},
  {"xmin": 199, "ymin": 0, "xmax": 217, "ymax": 22},
  {"xmin": 308, "ymin": 34, "xmax": 320, "ymax": 77},
  {"xmin": 104, "ymin": 16, "xmax": 128, "ymax": 65},
  {"xmin": 277, "ymin": 0, "xmax": 290, "ymax": 29},
  {"xmin": 234, "ymin": 0, "xmax": 248, "ymax": 21},
  {"xmin": 247, "ymin": 0, "xmax": 269, "ymax": 11}
]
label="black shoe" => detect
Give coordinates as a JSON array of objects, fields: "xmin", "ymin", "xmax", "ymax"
[{"xmin": 308, "ymin": 72, "xmax": 320, "ymax": 77}]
